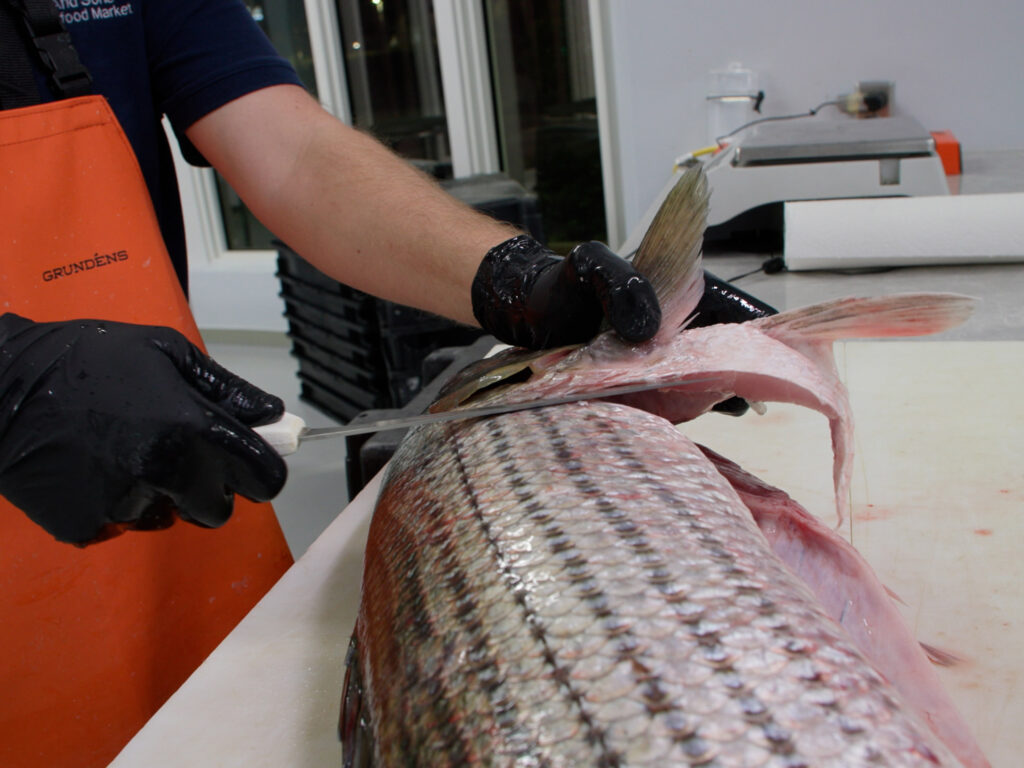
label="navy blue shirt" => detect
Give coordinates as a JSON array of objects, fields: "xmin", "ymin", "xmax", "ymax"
[{"xmin": 30, "ymin": 0, "xmax": 303, "ymax": 291}]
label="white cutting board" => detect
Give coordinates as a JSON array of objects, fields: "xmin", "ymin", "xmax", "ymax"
[
  {"xmin": 682, "ymin": 340, "xmax": 1022, "ymax": 766},
  {"xmin": 112, "ymin": 341, "xmax": 1021, "ymax": 768}
]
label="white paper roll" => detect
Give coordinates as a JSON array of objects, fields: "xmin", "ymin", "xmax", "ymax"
[{"xmin": 784, "ymin": 193, "xmax": 1024, "ymax": 270}]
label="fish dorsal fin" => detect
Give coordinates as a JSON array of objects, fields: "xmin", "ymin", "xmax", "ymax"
[{"xmin": 630, "ymin": 166, "xmax": 709, "ymax": 342}]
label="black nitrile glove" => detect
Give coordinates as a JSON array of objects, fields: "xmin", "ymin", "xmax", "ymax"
[
  {"xmin": 471, "ymin": 235, "xmax": 661, "ymax": 349},
  {"xmin": 689, "ymin": 271, "xmax": 777, "ymax": 329},
  {"xmin": 0, "ymin": 314, "xmax": 287, "ymax": 544},
  {"xmin": 691, "ymin": 272, "xmax": 778, "ymax": 415}
]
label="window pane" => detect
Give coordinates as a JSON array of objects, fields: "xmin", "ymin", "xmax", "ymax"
[
  {"xmin": 484, "ymin": 0, "xmax": 606, "ymax": 252},
  {"xmin": 248, "ymin": 0, "xmax": 318, "ymax": 94},
  {"xmin": 216, "ymin": 0, "xmax": 319, "ymax": 251},
  {"xmin": 335, "ymin": 0, "xmax": 452, "ymax": 178}
]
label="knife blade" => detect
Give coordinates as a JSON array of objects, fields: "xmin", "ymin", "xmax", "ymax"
[{"xmin": 254, "ymin": 376, "xmax": 716, "ymax": 456}]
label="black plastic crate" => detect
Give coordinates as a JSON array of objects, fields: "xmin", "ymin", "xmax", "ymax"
[
  {"xmin": 277, "ymin": 246, "xmax": 486, "ymax": 422},
  {"xmin": 295, "ymin": 350, "xmax": 390, "ymax": 417},
  {"xmin": 281, "ymin": 301, "xmax": 373, "ymax": 351},
  {"xmin": 294, "ymin": 345, "xmax": 382, "ymax": 402},
  {"xmin": 276, "ymin": 248, "xmax": 363, "ymax": 295},
  {"xmin": 278, "ymin": 274, "xmax": 376, "ymax": 326},
  {"xmin": 379, "ymin": 327, "xmax": 484, "ymax": 406},
  {"xmin": 288, "ymin": 334, "xmax": 381, "ymax": 390},
  {"xmin": 300, "ymin": 377, "xmax": 386, "ymax": 423},
  {"xmin": 379, "ymin": 324, "xmax": 483, "ymax": 405},
  {"xmin": 283, "ymin": 314, "xmax": 382, "ymax": 378},
  {"xmin": 373, "ymin": 299, "xmax": 466, "ymax": 335},
  {"xmin": 379, "ymin": 325, "xmax": 482, "ymax": 400},
  {"xmin": 440, "ymin": 174, "xmax": 545, "ymax": 242}
]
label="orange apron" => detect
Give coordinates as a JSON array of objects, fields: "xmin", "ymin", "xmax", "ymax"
[{"xmin": 0, "ymin": 96, "xmax": 294, "ymax": 767}]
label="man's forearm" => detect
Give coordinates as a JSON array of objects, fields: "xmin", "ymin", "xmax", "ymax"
[{"xmin": 186, "ymin": 84, "xmax": 515, "ymax": 325}]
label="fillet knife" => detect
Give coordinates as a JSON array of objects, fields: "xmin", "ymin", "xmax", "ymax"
[{"xmin": 255, "ymin": 376, "xmax": 714, "ymax": 456}]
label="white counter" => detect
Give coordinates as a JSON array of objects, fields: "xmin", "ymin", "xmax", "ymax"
[{"xmin": 112, "ymin": 340, "xmax": 1021, "ymax": 768}]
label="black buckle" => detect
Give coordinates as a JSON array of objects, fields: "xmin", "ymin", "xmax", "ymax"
[{"xmin": 32, "ymin": 30, "xmax": 92, "ymax": 97}]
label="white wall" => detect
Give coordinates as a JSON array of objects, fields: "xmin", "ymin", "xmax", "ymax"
[{"xmin": 602, "ymin": 0, "xmax": 1024, "ymax": 237}]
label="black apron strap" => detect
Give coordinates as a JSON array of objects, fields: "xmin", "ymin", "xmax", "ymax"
[
  {"xmin": 0, "ymin": 0, "xmax": 91, "ymax": 108},
  {"xmin": 0, "ymin": 0, "xmax": 40, "ymax": 108}
]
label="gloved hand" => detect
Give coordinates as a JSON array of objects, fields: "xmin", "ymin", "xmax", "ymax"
[
  {"xmin": 690, "ymin": 271, "xmax": 778, "ymax": 415},
  {"xmin": 471, "ymin": 235, "xmax": 661, "ymax": 348},
  {"xmin": 688, "ymin": 271, "xmax": 777, "ymax": 329},
  {"xmin": 0, "ymin": 313, "xmax": 287, "ymax": 545}
]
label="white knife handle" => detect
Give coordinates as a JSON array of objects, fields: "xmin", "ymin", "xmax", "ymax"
[{"xmin": 253, "ymin": 411, "xmax": 306, "ymax": 456}]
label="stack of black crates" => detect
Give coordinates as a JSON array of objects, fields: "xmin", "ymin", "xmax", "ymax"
[{"xmin": 276, "ymin": 173, "xmax": 544, "ymax": 423}]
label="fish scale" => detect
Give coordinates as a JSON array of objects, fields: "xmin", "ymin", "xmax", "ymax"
[{"xmin": 350, "ymin": 401, "xmax": 960, "ymax": 767}]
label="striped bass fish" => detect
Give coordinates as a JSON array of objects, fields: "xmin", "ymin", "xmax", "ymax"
[{"xmin": 340, "ymin": 167, "xmax": 988, "ymax": 767}]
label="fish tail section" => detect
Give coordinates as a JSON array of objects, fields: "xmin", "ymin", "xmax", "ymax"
[
  {"xmin": 631, "ymin": 166, "xmax": 710, "ymax": 338},
  {"xmin": 756, "ymin": 293, "xmax": 976, "ymax": 342}
]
